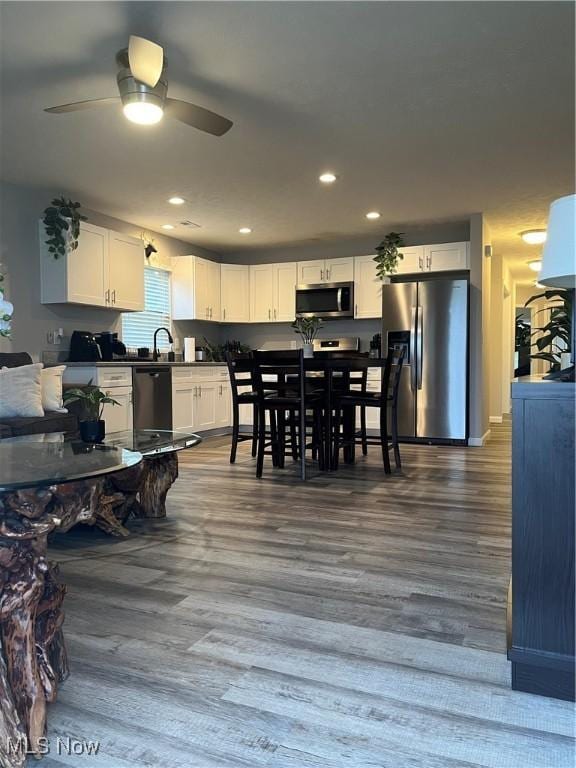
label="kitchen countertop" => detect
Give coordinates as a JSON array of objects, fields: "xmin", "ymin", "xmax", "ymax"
[{"xmin": 58, "ymin": 361, "xmax": 227, "ymax": 367}]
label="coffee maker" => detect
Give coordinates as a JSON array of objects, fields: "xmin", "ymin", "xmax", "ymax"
[
  {"xmin": 95, "ymin": 332, "xmax": 126, "ymax": 361},
  {"xmin": 69, "ymin": 330, "xmax": 126, "ymax": 362}
]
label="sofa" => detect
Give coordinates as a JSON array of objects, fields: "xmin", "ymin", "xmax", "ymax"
[{"xmin": 0, "ymin": 352, "xmax": 78, "ymax": 437}]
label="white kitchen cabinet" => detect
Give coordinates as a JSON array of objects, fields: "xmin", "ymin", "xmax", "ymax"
[
  {"xmin": 40, "ymin": 221, "xmax": 145, "ymax": 311},
  {"xmin": 354, "ymin": 255, "xmax": 382, "ymax": 318},
  {"xmin": 107, "ymin": 231, "xmax": 146, "ymax": 311},
  {"xmin": 274, "ymin": 262, "xmax": 297, "ymax": 321},
  {"xmin": 101, "ymin": 385, "xmax": 133, "ymax": 433},
  {"xmin": 424, "ymin": 241, "xmax": 469, "ymax": 271},
  {"xmin": 396, "ymin": 246, "xmax": 425, "ymax": 274},
  {"xmin": 63, "ymin": 367, "xmax": 134, "ymax": 434},
  {"xmin": 171, "ymin": 255, "xmax": 221, "ymax": 321},
  {"xmin": 221, "ymin": 264, "xmax": 250, "ymax": 322},
  {"xmin": 250, "ymin": 262, "xmax": 297, "ymax": 322},
  {"xmin": 297, "ymin": 257, "xmax": 353, "ymax": 284},
  {"xmin": 395, "ymin": 242, "xmax": 470, "ymax": 274},
  {"xmin": 172, "ymin": 366, "xmax": 230, "ymax": 432}
]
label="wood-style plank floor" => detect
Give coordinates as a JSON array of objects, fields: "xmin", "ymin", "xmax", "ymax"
[{"xmin": 41, "ymin": 421, "xmax": 575, "ymax": 768}]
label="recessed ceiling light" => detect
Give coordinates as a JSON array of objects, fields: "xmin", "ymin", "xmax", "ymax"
[
  {"xmin": 122, "ymin": 102, "xmax": 164, "ymax": 126},
  {"xmin": 528, "ymin": 260, "xmax": 542, "ymax": 272},
  {"xmin": 319, "ymin": 172, "xmax": 337, "ymax": 184},
  {"xmin": 168, "ymin": 196, "xmax": 185, "ymax": 205},
  {"xmin": 365, "ymin": 211, "xmax": 381, "ymax": 220},
  {"xmin": 521, "ymin": 229, "xmax": 547, "ymax": 245},
  {"xmin": 239, "ymin": 227, "xmax": 252, "ymax": 234},
  {"xmin": 161, "ymin": 224, "xmax": 175, "ymax": 230}
]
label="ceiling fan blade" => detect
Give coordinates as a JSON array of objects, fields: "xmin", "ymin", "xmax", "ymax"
[
  {"xmin": 128, "ymin": 35, "xmax": 164, "ymax": 88},
  {"xmin": 44, "ymin": 98, "xmax": 119, "ymax": 114},
  {"xmin": 164, "ymin": 98, "xmax": 233, "ymax": 136}
]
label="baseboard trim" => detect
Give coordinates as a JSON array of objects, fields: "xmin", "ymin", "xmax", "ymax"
[
  {"xmin": 489, "ymin": 416, "xmax": 503, "ymax": 424},
  {"xmin": 469, "ymin": 429, "xmax": 491, "ymax": 447}
]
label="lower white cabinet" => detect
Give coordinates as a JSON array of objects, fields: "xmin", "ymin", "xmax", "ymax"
[
  {"xmin": 171, "ymin": 366, "xmax": 231, "ymax": 433},
  {"xmin": 101, "ymin": 386, "xmax": 133, "ymax": 433},
  {"xmin": 63, "ymin": 366, "xmax": 134, "ymax": 434}
]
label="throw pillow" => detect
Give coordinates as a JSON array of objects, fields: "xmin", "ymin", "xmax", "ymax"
[
  {"xmin": 41, "ymin": 365, "xmax": 67, "ymax": 413},
  {"xmin": 0, "ymin": 363, "xmax": 45, "ymax": 418}
]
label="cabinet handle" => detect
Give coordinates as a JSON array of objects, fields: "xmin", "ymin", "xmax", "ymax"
[
  {"xmin": 223, "ymin": 307, "xmax": 226, "ymax": 320},
  {"xmin": 199, "ymin": 385, "xmax": 202, "ymax": 398},
  {"xmin": 112, "ymin": 289, "xmax": 116, "ymax": 304},
  {"xmin": 427, "ymin": 254, "xmax": 432, "ymax": 270},
  {"xmin": 105, "ymin": 289, "xmax": 110, "ymax": 304},
  {"xmin": 326, "ymin": 269, "xmax": 330, "ymax": 280},
  {"xmin": 355, "ymin": 303, "xmax": 358, "ymax": 316},
  {"xmin": 320, "ymin": 269, "xmax": 324, "ymax": 281},
  {"xmin": 219, "ymin": 384, "xmax": 223, "ymax": 396},
  {"xmin": 274, "ymin": 308, "xmax": 277, "ymax": 320},
  {"xmin": 418, "ymin": 256, "xmax": 423, "ymax": 270},
  {"xmin": 268, "ymin": 308, "xmax": 271, "ymax": 320}
]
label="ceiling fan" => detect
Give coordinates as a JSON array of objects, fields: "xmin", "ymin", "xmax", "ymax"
[{"xmin": 44, "ymin": 36, "xmax": 233, "ymax": 136}]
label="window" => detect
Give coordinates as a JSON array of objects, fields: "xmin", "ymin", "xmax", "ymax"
[{"xmin": 122, "ymin": 267, "xmax": 172, "ymax": 350}]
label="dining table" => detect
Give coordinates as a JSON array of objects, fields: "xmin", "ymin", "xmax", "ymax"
[{"xmin": 300, "ymin": 355, "xmax": 388, "ymax": 478}]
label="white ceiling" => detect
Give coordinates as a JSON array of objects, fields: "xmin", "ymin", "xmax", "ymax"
[{"xmin": 1, "ymin": 1, "xmax": 574, "ymax": 283}]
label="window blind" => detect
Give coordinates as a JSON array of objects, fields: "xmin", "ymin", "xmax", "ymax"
[{"xmin": 122, "ymin": 268, "xmax": 172, "ymax": 350}]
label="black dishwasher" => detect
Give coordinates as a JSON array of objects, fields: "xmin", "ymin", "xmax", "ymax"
[{"xmin": 132, "ymin": 367, "xmax": 173, "ymax": 431}]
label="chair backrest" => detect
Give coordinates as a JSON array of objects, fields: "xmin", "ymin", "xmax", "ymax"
[
  {"xmin": 382, "ymin": 346, "xmax": 406, "ymax": 406},
  {"xmin": 0, "ymin": 352, "xmax": 33, "ymax": 368},
  {"xmin": 253, "ymin": 349, "xmax": 305, "ymax": 401},
  {"xmin": 225, "ymin": 351, "xmax": 256, "ymax": 401}
]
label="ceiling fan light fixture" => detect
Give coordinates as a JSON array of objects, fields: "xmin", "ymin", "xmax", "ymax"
[
  {"xmin": 528, "ymin": 259, "xmax": 542, "ymax": 272},
  {"xmin": 520, "ymin": 229, "xmax": 547, "ymax": 245},
  {"xmin": 123, "ymin": 101, "xmax": 163, "ymax": 125}
]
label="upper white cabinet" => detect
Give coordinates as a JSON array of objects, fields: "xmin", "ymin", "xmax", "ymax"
[
  {"xmin": 108, "ymin": 231, "xmax": 146, "ymax": 311},
  {"xmin": 297, "ymin": 257, "xmax": 354, "ymax": 284},
  {"xmin": 354, "ymin": 255, "xmax": 382, "ymax": 319},
  {"xmin": 40, "ymin": 221, "xmax": 145, "ymax": 311},
  {"xmin": 221, "ymin": 264, "xmax": 250, "ymax": 322},
  {"xmin": 396, "ymin": 242, "xmax": 469, "ymax": 274},
  {"xmin": 172, "ymin": 255, "xmax": 221, "ymax": 321},
  {"xmin": 250, "ymin": 262, "xmax": 297, "ymax": 322}
]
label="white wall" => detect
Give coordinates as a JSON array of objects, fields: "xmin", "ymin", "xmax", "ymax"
[{"xmin": 469, "ymin": 213, "xmax": 491, "ymax": 444}]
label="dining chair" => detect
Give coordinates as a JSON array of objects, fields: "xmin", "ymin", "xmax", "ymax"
[
  {"xmin": 252, "ymin": 350, "xmax": 325, "ymax": 480},
  {"xmin": 332, "ymin": 347, "xmax": 405, "ymax": 473},
  {"xmin": 225, "ymin": 351, "xmax": 260, "ymax": 463}
]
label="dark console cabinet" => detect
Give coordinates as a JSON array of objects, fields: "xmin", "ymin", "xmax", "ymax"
[{"xmin": 509, "ymin": 378, "xmax": 575, "ymax": 701}]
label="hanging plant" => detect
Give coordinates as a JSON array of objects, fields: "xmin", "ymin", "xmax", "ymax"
[
  {"xmin": 0, "ymin": 269, "xmax": 13, "ymax": 338},
  {"xmin": 42, "ymin": 196, "xmax": 87, "ymax": 259},
  {"xmin": 373, "ymin": 231, "xmax": 405, "ymax": 278}
]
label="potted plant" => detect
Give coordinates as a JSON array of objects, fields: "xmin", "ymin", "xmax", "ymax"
[
  {"xmin": 374, "ymin": 232, "xmax": 405, "ymax": 278},
  {"xmin": 291, "ymin": 316, "xmax": 322, "ymax": 357},
  {"xmin": 42, "ymin": 196, "xmax": 87, "ymax": 259},
  {"xmin": 525, "ymin": 288, "xmax": 572, "ymax": 376},
  {"xmin": 63, "ymin": 385, "xmax": 119, "ymax": 443}
]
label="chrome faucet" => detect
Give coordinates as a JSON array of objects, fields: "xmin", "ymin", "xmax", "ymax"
[{"xmin": 153, "ymin": 327, "xmax": 173, "ymax": 362}]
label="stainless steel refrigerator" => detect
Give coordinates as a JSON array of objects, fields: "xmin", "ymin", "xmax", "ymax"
[{"xmin": 382, "ymin": 274, "xmax": 469, "ymax": 444}]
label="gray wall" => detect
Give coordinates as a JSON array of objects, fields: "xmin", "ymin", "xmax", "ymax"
[
  {"xmin": 0, "ymin": 181, "xmax": 222, "ymax": 359},
  {"xmin": 223, "ymin": 220, "xmax": 470, "ymax": 265},
  {"xmin": 468, "ymin": 212, "xmax": 491, "ymax": 443}
]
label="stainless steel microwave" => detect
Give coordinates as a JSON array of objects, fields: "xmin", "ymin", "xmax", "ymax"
[{"xmin": 295, "ymin": 282, "xmax": 354, "ymax": 319}]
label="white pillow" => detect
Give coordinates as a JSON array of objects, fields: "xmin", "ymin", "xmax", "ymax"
[
  {"xmin": 0, "ymin": 363, "xmax": 45, "ymax": 418},
  {"xmin": 41, "ymin": 365, "xmax": 67, "ymax": 413}
]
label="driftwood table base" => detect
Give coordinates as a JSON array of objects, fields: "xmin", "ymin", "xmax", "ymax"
[{"xmin": 0, "ymin": 453, "xmax": 180, "ymax": 766}]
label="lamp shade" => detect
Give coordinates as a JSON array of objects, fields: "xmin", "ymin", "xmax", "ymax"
[{"xmin": 539, "ymin": 194, "xmax": 576, "ymax": 289}]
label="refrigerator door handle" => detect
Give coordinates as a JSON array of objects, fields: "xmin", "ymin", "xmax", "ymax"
[
  {"xmin": 410, "ymin": 306, "xmax": 417, "ymax": 391},
  {"xmin": 416, "ymin": 305, "xmax": 423, "ymax": 390}
]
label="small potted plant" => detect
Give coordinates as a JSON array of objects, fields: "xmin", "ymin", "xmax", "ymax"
[
  {"xmin": 374, "ymin": 231, "xmax": 405, "ymax": 278},
  {"xmin": 42, "ymin": 196, "xmax": 87, "ymax": 259},
  {"xmin": 63, "ymin": 385, "xmax": 119, "ymax": 443},
  {"xmin": 291, "ymin": 316, "xmax": 322, "ymax": 357}
]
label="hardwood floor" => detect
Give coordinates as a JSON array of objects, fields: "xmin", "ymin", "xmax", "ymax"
[{"xmin": 41, "ymin": 421, "xmax": 575, "ymax": 767}]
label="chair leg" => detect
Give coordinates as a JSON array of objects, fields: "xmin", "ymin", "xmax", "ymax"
[
  {"xmin": 332, "ymin": 406, "xmax": 341, "ymax": 470},
  {"xmin": 299, "ymin": 407, "xmax": 306, "ymax": 481},
  {"xmin": 256, "ymin": 406, "xmax": 266, "ymax": 478},
  {"xmin": 230, "ymin": 403, "xmax": 240, "ymax": 463},
  {"xmin": 277, "ymin": 410, "xmax": 286, "ymax": 469},
  {"xmin": 314, "ymin": 408, "xmax": 325, "ymax": 471},
  {"xmin": 270, "ymin": 411, "xmax": 279, "ymax": 467},
  {"xmin": 360, "ymin": 406, "xmax": 368, "ymax": 456},
  {"xmin": 344, "ymin": 406, "xmax": 355, "ymax": 465},
  {"xmin": 380, "ymin": 405, "xmax": 392, "ymax": 474},
  {"xmin": 290, "ymin": 412, "xmax": 298, "ymax": 461},
  {"xmin": 251, "ymin": 404, "xmax": 259, "ymax": 457},
  {"xmin": 392, "ymin": 403, "xmax": 401, "ymax": 469}
]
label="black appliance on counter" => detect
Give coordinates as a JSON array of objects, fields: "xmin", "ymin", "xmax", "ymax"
[
  {"xmin": 68, "ymin": 330, "xmax": 126, "ymax": 362},
  {"xmin": 69, "ymin": 331, "xmax": 102, "ymax": 362}
]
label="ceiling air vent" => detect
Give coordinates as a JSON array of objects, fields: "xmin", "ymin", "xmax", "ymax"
[{"xmin": 179, "ymin": 220, "xmax": 201, "ymax": 228}]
